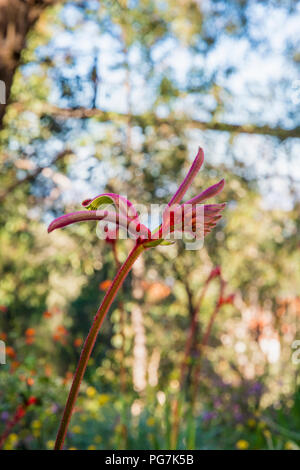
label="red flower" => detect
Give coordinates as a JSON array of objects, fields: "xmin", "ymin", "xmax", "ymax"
[
  {"xmin": 207, "ymin": 266, "xmax": 221, "ymax": 282},
  {"xmin": 218, "ymin": 294, "xmax": 235, "ymax": 307},
  {"xmin": 27, "ymin": 396, "xmax": 38, "ymax": 406},
  {"xmin": 53, "ymin": 325, "xmax": 68, "ymax": 344},
  {"xmin": 25, "ymin": 337, "xmax": 35, "ymax": 345},
  {"xmin": 27, "ymin": 377, "xmax": 34, "ymax": 387},
  {"xmin": 74, "ymin": 338, "xmax": 83, "ymax": 348},
  {"xmin": 99, "ymin": 280, "xmax": 113, "ymax": 291},
  {"xmin": 15, "ymin": 405, "xmax": 26, "ymax": 420},
  {"xmin": 43, "ymin": 311, "xmax": 52, "ymax": 319},
  {"xmin": 25, "ymin": 328, "xmax": 35, "ymax": 337},
  {"xmin": 6, "ymin": 346, "xmax": 16, "ymax": 358}
]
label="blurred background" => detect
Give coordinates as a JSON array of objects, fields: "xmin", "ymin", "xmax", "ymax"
[{"xmin": 0, "ymin": 0, "xmax": 300, "ymax": 450}]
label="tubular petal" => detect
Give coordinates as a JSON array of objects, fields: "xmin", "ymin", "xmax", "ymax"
[
  {"xmin": 48, "ymin": 210, "xmax": 108, "ymax": 233},
  {"xmin": 48, "ymin": 210, "xmax": 150, "ymax": 239},
  {"xmin": 168, "ymin": 147, "xmax": 204, "ymax": 206},
  {"xmin": 186, "ymin": 179, "xmax": 225, "ymax": 206}
]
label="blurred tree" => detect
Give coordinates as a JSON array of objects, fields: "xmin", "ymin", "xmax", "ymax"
[{"xmin": 0, "ymin": 0, "xmax": 62, "ymax": 128}]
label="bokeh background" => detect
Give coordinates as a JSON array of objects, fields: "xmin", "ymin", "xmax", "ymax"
[{"xmin": 0, "ymin": 0, "xmax": 300, "ymax": 450}]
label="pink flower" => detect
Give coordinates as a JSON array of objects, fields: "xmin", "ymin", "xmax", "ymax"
[{"xmin": 48, "ymin": 147, "xmax": 225, "ymax": 246}]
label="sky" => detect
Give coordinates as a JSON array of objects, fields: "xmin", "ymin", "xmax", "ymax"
[{"xmin": 36, "ymin": 0, "xmax": 300, "ymax": 210}]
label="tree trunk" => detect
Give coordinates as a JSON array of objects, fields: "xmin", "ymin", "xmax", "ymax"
[{"xmin": 0, "ymin": 0, "xmax": 56, "ymax": 128}]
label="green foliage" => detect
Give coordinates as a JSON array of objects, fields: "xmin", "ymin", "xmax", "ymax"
[{"xmin": 0, "ymin": 0, "xmax": 299, "ymax": 451}]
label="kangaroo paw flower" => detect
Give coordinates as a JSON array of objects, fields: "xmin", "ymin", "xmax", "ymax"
[{"xmin": 48, "ymin": 145, "xmax": 226, "ymax": 450}]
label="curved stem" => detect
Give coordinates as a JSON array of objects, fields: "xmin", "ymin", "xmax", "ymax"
[{"xmin": 54, "ymin": 242, "xmax": 145, "ymax": 450}]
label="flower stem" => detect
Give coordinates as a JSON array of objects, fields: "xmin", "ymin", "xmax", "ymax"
[
  {"xmin": 171, "ymin": 281, "xmax": 209, "ymax": 449},
  {"xmin": 54, "ymin": 242, "xmax": 145, "ymax": 450},
  {"xmin": 191, "ymin": 281, "xmax": 225, "ymax": 412}
]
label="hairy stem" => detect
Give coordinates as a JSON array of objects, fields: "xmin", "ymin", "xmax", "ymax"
[
  {"xmin": 54, "ymin": 242, "xmax": 145, "ymax": 450},
  {"xmin": 112, "ymin": 243, "xmax": 127, "ymax": 393}
]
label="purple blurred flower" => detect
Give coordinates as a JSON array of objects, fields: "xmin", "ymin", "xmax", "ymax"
[
  {"xmin": 249, "ymin": 382, "xmax": 263, "ymax": 395},
  {"xmin": 51, "ymin": 404, "xmax": 60, "ymax": 413},
  {"xmin": 234, "ymin": 413, "xmax": 243, "ymax": 423},
  {"xmin": 202, "ymin": 411, "xmax": 217, "ymax": 422},
  {"xmin": 1, "ymin": 411, "xmax": 10, "ymax": 422}
]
